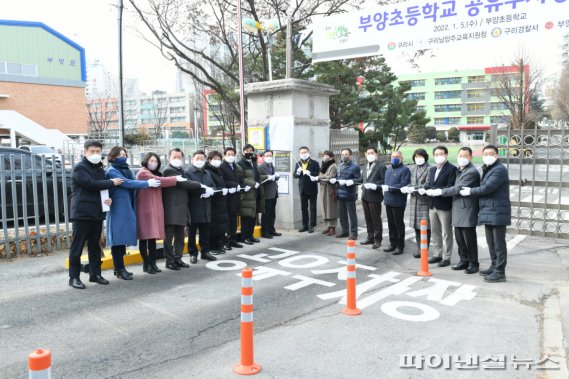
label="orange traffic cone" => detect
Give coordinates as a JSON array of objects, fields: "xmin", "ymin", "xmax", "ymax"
[
  {"xmin": 342, "ymin": 240, "xmax": 362, "ymax": 316},
  {"xmin": 416, "ymin": 220, "xmax": 432, "ymax": 277},
  {"xmin": 28, "ymin": 349, "xmax": 51, "ymax": 379},
  {"xmin": 234, "ymin": 267, "xmax": 262, "ymax": 375}
]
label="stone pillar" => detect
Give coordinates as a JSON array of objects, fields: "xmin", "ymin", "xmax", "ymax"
[{"xmin": 245, "ymin": 79, "xmax": 339, "ymax": 231}]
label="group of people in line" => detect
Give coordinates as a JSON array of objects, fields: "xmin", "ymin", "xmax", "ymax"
[
  {"xmin": 293, "ymin": 144, "xmax": 511, "ymax": 284},
  {"xmin": 67, "ymin": 140, "xmax": 511, "ymax": 289},
  {"xmin": 68, "ymin": 140, "xmax": 282, "ymax": 289}
]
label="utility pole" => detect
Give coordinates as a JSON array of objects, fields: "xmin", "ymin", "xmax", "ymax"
[{"xmin": 118, "ymin": 0, "xmax": 125, "ymax": 146}]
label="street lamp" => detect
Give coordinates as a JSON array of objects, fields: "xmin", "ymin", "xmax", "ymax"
[{"xmin": 242, "ymin": 19, "xmax": 279, "ymax": 81}]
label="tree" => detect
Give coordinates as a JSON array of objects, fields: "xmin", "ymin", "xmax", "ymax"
[
  {"xmin": 408, "ymin": 124, "xmax": 426, "ymax": 143},
  {"xmin": 553, "ymin": 63, "xmax": 569, "ymax": 121},
  {"xmin": 447, "ymin": 127, "xmax": 460, "ymax": 142},
  {"xmin": 148, "ymin": 91, "xmax": 169, "ymax": 139},
  {"xmin": 124, "ymin": 129, "xmax": 150, "ymax": 146},
  {"xmin": 310, "ymin": 56, "xmax": 430, "ymax": 152},
  {"xmin": 128, "ymin": 0, "xmax": 360, "ymax": 126},
  {"xmin": 491, "ymin": 55, "xmax": 543, "ymax": 129},
  {"xmin": 425, "ymin": 126, "xmax": 437, "ymax": 140},
  {"xmin": 436, "ymin": 131, "xmax": 447, "ymax": 142}
]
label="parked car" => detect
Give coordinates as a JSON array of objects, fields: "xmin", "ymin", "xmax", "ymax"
[
  {"xmin": 17, "ymin": 145, "xmax": 62, "ymax": 165},
  {"xmin": 0, "ymin": 147, "xmax": 71, "ymax": 224}
]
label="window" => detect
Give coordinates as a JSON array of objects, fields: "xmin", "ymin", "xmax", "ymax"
[
  {"xmin": 490, "ymin": 115, "xmax": 509, "ymax": 124},
  {"xmin": 435, "ymin": 77, "xmax": 462, "ymax": 85},
  {"xmin": 491, "ymin": 102, "xmax": 509, "ymax": 111},
  {"xmin": 466, "ymin": 103, "xmax": 485, "ymax": 111},
  {"xmin": 169, "ymin": 96, "xmax": 185, "ymax": 103},
  {"xmin": 169, "ymin": 116, "xmax": 186, "ymax": 123},
  {"xmin": 415, "ymin": 105, "xmax": 426, "ymax": 112},
  {"xmin": 22, "ymin": 64, "xmax": 37, "ymax": 76},
  {"xmin": 466, "ymin": 89, "xmax": 487, "ymax": 98},
  {"xmin": 468, "ymin": 75, "xmax": 486, "ymax": 83},
  {"xmin": 467, "ymin": 116, "xmax": 484, "ymax": 124},
  {"xmin": 2, "ymin": 62, "xmax": 38, "ymax": 77},
  {"xmin": 407, "ymin": 92, "xmax": 425, "ymax": 100},
  {"xmin": 435, "ymin": 90, "xmax": 462, "ymax": 99},
  {"xmin": 7, "ymin": 63, "xmax": 22, "ymax": 75},
  {"xmin": 434, "ymin": 104, "xmax": 461, "ymax": 112},
  {"xmin": 434, "ymin": 117, "xmax": 461, "ymax": 125},
  {"xmin": 169, "ymin": 106, "xmax": 186, "ymax": 113},
  {"xmin": 0, "ymin": 61, "xmax": 5, "ymax": 74}
]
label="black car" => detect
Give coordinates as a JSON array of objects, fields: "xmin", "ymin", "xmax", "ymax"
[{"xmin": 0, "ymin": 147, "xmax": 72, "ymax": 224}]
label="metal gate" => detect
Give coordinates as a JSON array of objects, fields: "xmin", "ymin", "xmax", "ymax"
[
  {"xmin": 495, "ymin": 120, "xmax": 569, "ymax": 239},
  {"xmin": 329, "ymin": 128, "xmax": 360, "ymax": 162}
]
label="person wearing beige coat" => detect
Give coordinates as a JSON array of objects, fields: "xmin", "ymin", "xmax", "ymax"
[{"xmin": 318, "ymin": 150, "xmax": 339, "ymax": 236}]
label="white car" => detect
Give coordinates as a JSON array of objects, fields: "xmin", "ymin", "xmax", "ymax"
[{"xmin": 18, "ymin": 145, "xmax": 62, "ymax": 164}]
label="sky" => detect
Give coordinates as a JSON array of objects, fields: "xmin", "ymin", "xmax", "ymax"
[
  {"xmin": 3, "ymin": 0, "xmax": 178, "ymax": 93},
  {"xmin": 3, "ymin": 0, "xmax": 567, "ymax": 95}
]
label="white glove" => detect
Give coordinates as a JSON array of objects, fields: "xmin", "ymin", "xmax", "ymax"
[
  {"xmin": 237, "ymin": 185, "xmax": 241, "ymax": 192},
  {"xmin": 381, "ymin": 185, "xmax": 389, "ymax": 192},
  {"xmin": 200, "ymin": 193, "xmax": 211, "ymax": 199},
  {"xmin": 147, "ymin": 178, "xmax": 161, "ymax": 188},
  {"xmin": 254, "ymin": 182, "xmax": 260, "ymax": 189},
  {"xmin": 338, "ymin": 179, "xmax": 346, "ymax": 186},
  {"xmin": 346, "ymin": 180, "xmax": 354, "ymax": 187},
  {"xmin": 229, "ymin": 187, "xmax": 237, "ymax": 194},
  {"xmin": 303, "ymin": 170, "xmax": 310, "ymax": 176},
  {"xmin": 310, "ymin": 175, "xmax": 318, "ymax": 182},
  {"xmin": 368, "ymin": 183, "xmax": 377, "ymax": 191},
  {"xmin": 200, "ymin": 184, "xmax": 207, "ymax": 189},
  {"xmin": 244, "ymin": 185, "xmax": 251, "ymax": 192},
  {"xmin": 418, "ymin": 188, "xmax": 427, "ymax": 195},
  {"xmin": 406, "ymin": 186, "xmax": 417, "ymax": 194},
  {"xmin": 296, "ymin": 167, "xmax": 303, "ymax": 175},
  {"xmin": 400, "ymin": 186, "xmax": 408, "ymax": 194},
  {"xmin": 205, "ymin": 187, "xmax": 214, "ymax": 196},
  {"xmin": 176, "ymin": 175, "xmax": 187, "ymax": 182},
  {"xmin": 426, "ymin": 189, "xmax": 443, "ymax": 197},
  {"xmin": 269, "ymin": 175, "xmax": 276, "ymax": 181},
  {"xmin": 222, "ymin": 188, "xmax": 229, "ymax": 196},
  {"xmin": 329, "ymin": 178, "xmax": 337, "ymax": 184},
  {"xmin": 460, "ymin": 187, "xmax": 471, "ymax": 196}
]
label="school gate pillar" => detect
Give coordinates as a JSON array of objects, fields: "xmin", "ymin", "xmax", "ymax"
[{"xmin": 245, "ymin": 79, "xmax": 339, "ymax": 230}]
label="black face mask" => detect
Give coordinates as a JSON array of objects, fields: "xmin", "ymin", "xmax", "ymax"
[
  {"xmin": 341, "ymin": 156, "xmax": 350, "ymax": 163},
  {"xmin": 244, "ymin": 152, "xmax": 254, "ymax": 160}
]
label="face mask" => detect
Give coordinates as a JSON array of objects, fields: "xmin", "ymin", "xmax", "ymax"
[
  {"xmin": 366, "ymin": 154, "xmax": 376, "ymax": 163},
  {"xmin": 225, "ymin": 156, "xmax": 236, "ymax": 163},
  {"xmin": 264, "ymin": 157, "xmax": 273, "ymax": 164},
  {"xmin": 434, "ymin": 156, "xmax": 446, "ymax": 165},
  {"xmin": 210, "ymin": 159, "xmax": 222, "ymax": 168},
  {"xmin": 483, "ymin": 155, "xmax": 497, "ymax": 166},
  {"xmin": 457, "ymin": 157, "xmax": 470, "ymax": 167},
  {"xmin": 244, "ymin": 152, "xmax": 254, "ymax": 160},
  {"xmin": 170, "ymin": 159, "xmax": 183, "ymax": 168},
  {"xmin": 322, "ymin": 157, "xmax": 329, "ymax": 162},
  {"xmin": 414, "ymin": 157, "xmax": 425, "ymax": 166},
  {"xmin": 391, "ymin": 157, "xmax": 400, "ymax": 166},
  {"xmin": 193, "ymin": 160, "xmax": 205, "ymax": 169},
  {"xmin": 87, "ymin": 154, "xmax": 102, "ymax": 165},
  {"xmin": 300, "ymin": 153, "xmax": 310, "ymax": 160},
  {"xmin": 116, "ymin": 157, "xmax": 127, "ymax": 165},
  {"xmin": 147, "ymin": 162, "xmax": 158, "ymax": 171},
  {"xmin": 341, "ymin": 156, "xmax": 350, "ymax": 163}
]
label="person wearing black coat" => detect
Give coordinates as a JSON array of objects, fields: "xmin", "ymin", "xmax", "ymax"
[
  {"xmin": 293, "ymin": 146, "xmax": 320, "ymax": 233},
  {"xmin": 162, "ymin": 148, "xmax": 202, "ymax": 270},
  {"xmin": 460, "ymin": 145, "xmax": 511, "ymax": 283},
  {"xmin": 360, "ymin": 147, "xmax": 387, "ymax": 249},
  {"xmin": 422, "ymin": 146, "xmax": 457, "ymax": 268},
  {"xmin": 184, "ymin": 150, "xmax": 217, "ymax": 264},
  {"xmin": 68, "ymin": 140, "xmax": 123, "ymax": 289},
  {"xmin": 204, "ymin": 151, "xmax": 230, "ymax": 255},
  {"xmin": 259, "ymin": 150, "xmax": 281, "ymax": 239},
  {"xmin": 332, "ymin": 148, "xmax": 363, "ymax": 240},
  {"xmin": 220, "ymin": 147, "xmax": 243, "ymax": 249}
]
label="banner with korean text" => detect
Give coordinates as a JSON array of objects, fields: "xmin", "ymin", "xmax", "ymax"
[{"xmin": 312, "ymin": 0, "xmax": 568, "ymax": 63}]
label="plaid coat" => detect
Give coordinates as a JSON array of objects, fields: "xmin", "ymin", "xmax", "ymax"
[{"xmin": 408, "ymin": 163, "xmax": 431, "ymax": 230}]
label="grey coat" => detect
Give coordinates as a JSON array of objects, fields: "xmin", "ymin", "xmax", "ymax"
[
  {"xmin": 259, "ymin": 162, "xmax": 278, "ymax": 200},
  {"xmin": 318, "ymin": 162, "xmax": 338, "ymax": 220},
  {"xmin": 162, "ymin": 164, "xmax": 202, "ymax": 226},
  {"xmin": 361, "ymin": 160, "xmax": 387, "ymax": 203},
  {"xmin": 441, "ymin": 162, "xmax": 481, "ymax": 228},
  {"xmin": 409, "ymin": 163, "xmax": 432, "ymax": 229}
]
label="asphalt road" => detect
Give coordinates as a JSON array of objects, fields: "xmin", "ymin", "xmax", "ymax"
[{"xmin": 1, "ymin": 216, "xmax": 569, "ymax": 378}]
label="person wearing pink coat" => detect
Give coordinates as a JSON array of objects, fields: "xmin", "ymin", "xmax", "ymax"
[{"xmin": 136, "ymin": 153, "xmax": 183, "ymax": 274}]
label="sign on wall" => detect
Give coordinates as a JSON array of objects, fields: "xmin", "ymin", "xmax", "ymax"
[{"xmin": 312, "ymin": 0, "xmax": 568, "ymax": 63}]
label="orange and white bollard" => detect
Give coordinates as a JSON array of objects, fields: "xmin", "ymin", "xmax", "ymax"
[
  {"xmin": 234, "ymin": 267, "xmax": 262, "ymax": 375},
  {"xmin": 416, "ymin": 219, "xmax": 432, "ymax": 277},
  {"xmin": 342, "ymin": 240, "xmax": 362, "ymax": 316},
  {"xmin": 28, "ymin": 349, "xmax": 51, "ymax": 379}
]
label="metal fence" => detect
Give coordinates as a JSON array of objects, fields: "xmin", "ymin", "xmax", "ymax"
[
  {"xmin": 494, "ymin": 121, "xmax": 569, "ymax": 239},
  {"xmin": 330, "ymin": 128, "xmax": 360, "ymax": 163},
  {"xmin": 0, "ymin": 154, "xmax": 74, "ymax": 258}
]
